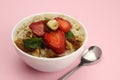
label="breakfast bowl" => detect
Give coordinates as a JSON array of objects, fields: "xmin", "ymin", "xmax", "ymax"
[{"xmin": 11, "ymin": 12, "xmax": 87, "ymax": 72}]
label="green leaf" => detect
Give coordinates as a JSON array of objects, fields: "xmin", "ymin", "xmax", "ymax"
[
  {"xmin": 65, "ymin": 31, "xmax": 74, "ymax": 39},
  {"xmin": 24, "ymin": 38, "xmax": 42, "ymax": 49}
]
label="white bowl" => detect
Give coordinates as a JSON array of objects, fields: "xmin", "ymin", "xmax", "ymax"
[{"xmin": 11, "ymin": 12, "xmax": 87, "ymax": 72}]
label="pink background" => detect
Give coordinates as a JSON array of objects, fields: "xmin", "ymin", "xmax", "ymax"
[{"xmin": 0, "ymin": 0, "xmax": 120, "ymax": 80}]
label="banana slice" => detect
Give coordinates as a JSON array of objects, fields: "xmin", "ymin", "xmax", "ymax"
[
  {"xmin": 66, "ymin": 40, "xmax": 73, "ymax": 50},
  {"xmin": 47, "ymin": 19, "xmax": 58, "ymax": 30}
]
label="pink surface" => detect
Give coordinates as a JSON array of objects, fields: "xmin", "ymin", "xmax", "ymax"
[{"xmin": 0, "ymin": 0, "xmax": 120, "ymax": 80}]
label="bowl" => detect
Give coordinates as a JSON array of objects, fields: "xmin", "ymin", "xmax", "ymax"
[{"xmin": 11, "ymin": 12, "xmax": 87, "ymax": 72}]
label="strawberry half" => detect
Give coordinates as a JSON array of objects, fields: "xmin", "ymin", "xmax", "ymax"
[
  {"xmin": 29, "ymin": 21, "xmax": 45, "ymax": 36},
  {"xmin": 44, "ymin": 30, "xmax": 66, "ymax": 54},
  {"xmin": 55, "ymin": 17, "xmax": 71, "ymax": 32}
]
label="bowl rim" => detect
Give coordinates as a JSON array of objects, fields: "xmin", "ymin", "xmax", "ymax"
[{"xmin": 11, "ymin": 12, "xmax": 88, "ymax": 61}]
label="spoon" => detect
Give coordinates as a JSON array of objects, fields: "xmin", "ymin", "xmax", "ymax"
[{"xmin": 58, "ymin": 46, "xmax": 102, "ymax": 80}]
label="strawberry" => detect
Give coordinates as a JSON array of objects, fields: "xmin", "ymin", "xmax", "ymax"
[
  {"xmin": 29, "ymin": 21, "xmax": 45, "ymax": 36},
  {"xmin": 44, "ymin": 30, "xmax": 65, "ymax": 54},
  {"xmin": 55, "ymin": 17, "xmax": 71, "ymax": 32}
]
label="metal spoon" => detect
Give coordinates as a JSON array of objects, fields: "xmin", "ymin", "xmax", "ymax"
[{"xmin": 58, "ymin": 46, "xmax": 102, "ymax": 80}]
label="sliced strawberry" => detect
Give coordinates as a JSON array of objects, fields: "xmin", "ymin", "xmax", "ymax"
[
  {"xmin": 44, "ymin": 30, "xmax": 66, "ymax": 54},
  {"xmin": 55, "ymin": 17, "xmax": 71, "ymax": 32},
  {"xmin": 29, "ymin": 21, "xmax": 45, "ymax": 36}
]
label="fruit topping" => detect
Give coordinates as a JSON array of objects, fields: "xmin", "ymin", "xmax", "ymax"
[
  {"xmin": 29, "ymin": 21, "xmax": 45, "ymax": 36},
  {"xmin": 44, "ymin": 30, "xmax": 66, "ymax": 54},
  {"xmin": 47, "ymin": 19, "xmax": 58, "ymax": 30},
  {"xmin": 55, "ymin": 17, "xmax": 71, "ymax": 32}
]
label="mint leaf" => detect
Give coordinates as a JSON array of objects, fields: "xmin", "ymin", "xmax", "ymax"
[
  {"xmin": 65, "ymin": 31, "xmax": 74, "ymax": 39},
  {"xmin": 24, "ymin": 38, "xmax": 42, "ymax": 48}
]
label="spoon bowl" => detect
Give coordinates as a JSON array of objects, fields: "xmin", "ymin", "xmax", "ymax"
[{"xmin": 80, "ymin": 46, "xmax": 102, "ymax": 66}]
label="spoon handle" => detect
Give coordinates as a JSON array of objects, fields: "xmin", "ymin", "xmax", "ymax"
[{"xmin": 58, "ymin": 64, "xmax": 82, "ymax": 80}]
